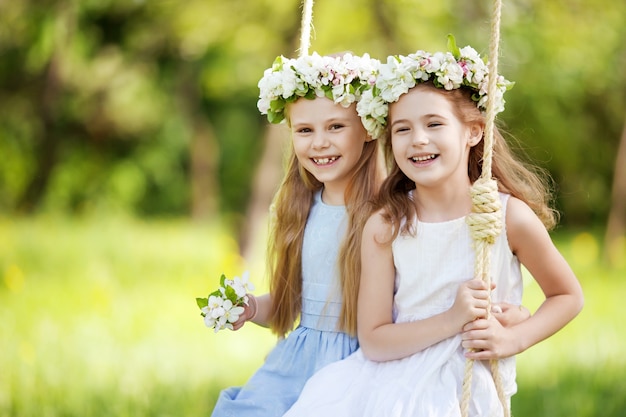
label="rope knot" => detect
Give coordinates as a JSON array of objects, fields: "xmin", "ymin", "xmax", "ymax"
[{"xmin": 466, "ymin": 177, "xmax": 502, "ymax": 244}]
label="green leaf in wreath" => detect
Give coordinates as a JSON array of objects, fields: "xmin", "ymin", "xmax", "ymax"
[{"xmin": 447, "ymin": 34, "xmax": 461, "ymax": 59}]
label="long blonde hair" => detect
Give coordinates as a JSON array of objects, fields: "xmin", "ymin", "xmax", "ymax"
[
  {"xmin": 267, "ymin": 127, "xmax": 384, "ymax": 338},
  {"xmin": 379, "ymin": 82, "xmax": 557, "ymax": 237}
]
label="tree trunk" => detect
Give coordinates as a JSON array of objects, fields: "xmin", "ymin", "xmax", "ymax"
[
  {"xmin": 238, "ymin": 3, "xmax": 302, "ymax": 259},
  {"xmin": 190, "ymin": 119, "xmax": 219, "ymax": 221},
  {"xmin": 16, "ymin": 56, "xmax": 61, "ymax": 214},
  {"xmin": 604, "ymin": 114, "xmax": 626, "ymax": 266},
  {"xmin": 239, "ymin": 124, "xmax": 289, "ymax": 260},
  {"xmin": 179, "ymin": 63, "xmax": 219, "ymax": 222}
]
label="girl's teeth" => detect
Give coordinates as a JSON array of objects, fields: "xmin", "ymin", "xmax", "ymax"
[
  {"xmin": 314, "ymin": 157, "xmax": 338, "ymax": 165},
  {"xmin": 412, "ymin": 154, "xmax": 436, "ymax": 162}
]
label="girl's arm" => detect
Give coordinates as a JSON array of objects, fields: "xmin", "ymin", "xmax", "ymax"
[
  {"xmin": 357, "ymin": 211, "xmax": 490, "ymax": 362},
  {"xmin": 462, "ymin": 197, "xmax": 584, "ymax": 359}
]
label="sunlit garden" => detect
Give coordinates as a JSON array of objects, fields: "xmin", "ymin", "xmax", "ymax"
[
  {"xmin": 0, "ymin": 216, "xmax": 624, "ymax": 416},
  {"xmin": 1, "ymin": 0, "xmax": 625, "ymax": 416}
]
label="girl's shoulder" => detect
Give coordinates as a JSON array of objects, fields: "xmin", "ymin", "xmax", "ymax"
[
  {"xmin": 505, "ymin": 196, "xmax": 550, "ymax": 253},
  {"xmin": 364, "ymin": 208, "xmax": 395, "ymax": 243},
  {"xmin": 505, "ymin": 196, "xmax": 538, "ymax": 227}
]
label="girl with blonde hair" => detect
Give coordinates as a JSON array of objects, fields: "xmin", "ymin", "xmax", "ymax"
[{"xmin": 210, "ymin": 52, "xmax": 386, "ymax": 417}]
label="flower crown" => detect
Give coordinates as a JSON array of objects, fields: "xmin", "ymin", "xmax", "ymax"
[
  {"xmin": 257, "ymin": 52, "xmax": 380, "ymax": 125},
  {"xmin": 356, "ymin": 36, "xmax": 514, "ymax": 140}
]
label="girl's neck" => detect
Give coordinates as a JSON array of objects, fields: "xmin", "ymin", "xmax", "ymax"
[
  {"xmin": 321, "ymin": 185, "xmax": 346, "ymax": 206},
  {"xmin": 413, "ymin": 183, "xmax": 472, "ymax": 223}
]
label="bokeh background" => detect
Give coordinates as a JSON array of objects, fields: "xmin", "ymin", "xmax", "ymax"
[{"xmin": 0, "ymin": 0, "xmax": 625, "ymax": 416}]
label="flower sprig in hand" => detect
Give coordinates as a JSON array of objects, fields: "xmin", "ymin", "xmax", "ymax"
[{"xmin": 196, "ymin": 271, "xmax": 255, "ymax": 333}]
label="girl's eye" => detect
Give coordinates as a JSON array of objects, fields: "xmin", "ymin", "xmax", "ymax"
[
  {"xmin": 394, "ymin": 127, "xmax": 410, "ymax": 134},
  {"xmin": 296, "ymin": 127, "xmax": 312, "ymax": 134},
  {"xmin": 428, "ymin": 122, "xmax": 442, "ymax": 128},
  {"xmin": 329, "ymin": 124, "xmax": 344, "ymax": 130}
]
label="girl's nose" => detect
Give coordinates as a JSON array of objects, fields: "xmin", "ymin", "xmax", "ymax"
[
  {"xmin": 311, "ymin": 132, "xmax": 330, "ymax": 149},
  {"xmin": 412, "ymin": 130, "xmax": 429, "ymax": 146}
]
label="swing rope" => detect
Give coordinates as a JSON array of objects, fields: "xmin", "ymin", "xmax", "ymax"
[
  {"xmin": 299, "ymin": 0, "xmax": 315, "ymax": 57},
  {"xmin": 461, "ymin": 0, "xmax": 509, "ymax": 415}
]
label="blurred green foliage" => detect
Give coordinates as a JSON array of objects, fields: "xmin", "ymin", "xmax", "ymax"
[
  {"xmin": 2, "ymin": 3, "xmax": 623, "ymax": 414},
  {"xmin": 0, "ymin": 0, "xmax": 624, "ymax": 229},
  {"xmin": 0, "ymin": 217, "xmax": 624, "ymax": 416}
]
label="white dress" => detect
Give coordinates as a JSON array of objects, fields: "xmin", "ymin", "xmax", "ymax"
[{"xmin": 283, "ymin": 193, "xmax": 522, "ymax": 417}]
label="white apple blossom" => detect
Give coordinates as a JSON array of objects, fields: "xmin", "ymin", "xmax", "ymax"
[
  {"xmin": 257, "ymin": 52, "xmax": 381, "ymax": 127},
  {"xmin": 207, "ymin": 295, "xmax": 224, "ymax": 314},
  {"xmin": 222, "ymin": 299, "xmax": 245, "ymax": 323},
  {"xmin": 357, "ymin": 38, "xmax": 513, "ymax": 140},
  {"xmin": 203, "ymin": 314, "xmax": 217, "ymax": 329},
  {"xmin": 357, "ymin": 90, "xmax": 388, "ymax": 141},
  {"xmin": 231, "ymin": 271, "xmax": 255, "ymax": 299}
]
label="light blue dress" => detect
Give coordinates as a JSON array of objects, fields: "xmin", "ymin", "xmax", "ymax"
[{"xmin": 211, "ymin": 190, "xmax": 359, "ymax": 417}]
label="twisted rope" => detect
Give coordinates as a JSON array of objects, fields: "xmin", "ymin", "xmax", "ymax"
[
  {"xmin": 299, "ymin": 0, "xmax": 314, "ymax": 57},
  {"xmin": 460, "ymin": 0, "xmax": 510, "ymax": 416}
]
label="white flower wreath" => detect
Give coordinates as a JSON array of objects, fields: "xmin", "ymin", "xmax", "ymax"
[
  {"xmin": 257, "ymin": 52, "xmax": 380, "ymax": 126},
  {"xmin": 357, "ymin": 35, "xmax": 514, "ymax": 140}
]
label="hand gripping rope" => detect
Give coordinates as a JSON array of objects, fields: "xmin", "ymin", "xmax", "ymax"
[{"xmin": 461, "ymin": 0, "xmax": 508, "ymax": 415}]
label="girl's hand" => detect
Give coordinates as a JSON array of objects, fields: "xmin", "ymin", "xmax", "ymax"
[
  {"xmin": 491, "ymin": 303, "xmax": 530, "ymax": 328},
  {"xmin": 461, "ymin": 316, "xmax": 521, "ymax": 359},
  {"xmin": 450, "ymin": 279, "xmax": 490, "ymax": 329},
  {"xmin": 230, "ymin": 295, "xmax": 258, "ymax": 331}
]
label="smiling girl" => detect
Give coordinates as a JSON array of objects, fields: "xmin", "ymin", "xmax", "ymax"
[{"xmin": 210, "ymin": 52, "xmax": 386, "ymax": 417}]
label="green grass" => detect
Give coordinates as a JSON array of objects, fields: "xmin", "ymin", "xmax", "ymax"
[
  {"xmin": 0, "ymin": 215, "xmax": 277, "ymax": 417},
  {"xmin": 0, "ymin": 217, "xmax": 624, "ymax": 416}
]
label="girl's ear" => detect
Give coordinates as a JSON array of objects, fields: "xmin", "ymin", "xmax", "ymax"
[{"xmin": 468, "ymin": 123, "xmax": 484, "ymax": 147}]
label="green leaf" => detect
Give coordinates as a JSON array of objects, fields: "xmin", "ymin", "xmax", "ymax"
[
  {"xmin": 224, "ymin": 285, "xmax": 238, "ymax": 303},
  {"xmin": 447, "ymin": 34, "xmax": 461, "ymax": 59},
  {"xmin": 270, "ymin": 98, "xmax": 285, "ymax": 111},
  {"xmin": 273, "ymin": 56, "xmax": 284, "ymax": 70},
  {"xmin": 268, "ymin": 111, "xmax": 284, "ymax": 124},
  {"xmin": 196, "ymin": 297, "xmax": 208, "ymax": 309},
  {"xmin": 219, "ymin": 274, "xmax": 226, "ymax": 287}
]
